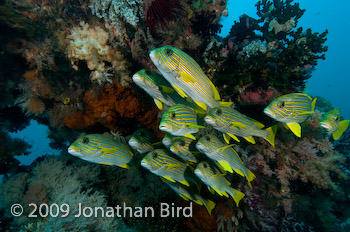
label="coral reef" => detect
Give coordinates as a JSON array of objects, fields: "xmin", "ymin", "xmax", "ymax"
[{"xmin": 0, "ymin": 0, "xmax": 348, "ymax": 231}]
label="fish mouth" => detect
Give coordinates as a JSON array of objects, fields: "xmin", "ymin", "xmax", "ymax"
[
  {"xmin": 140, "ymin": 160, "xmax": 149, "ymax": 168},
  {"xmin": 195, "ymin": 142, "xmax": 205, "ymax": 153},
  {"xmin": 320, "ymin": 122, "xmax": 331, "ymax": 130},
  {"xmin": 162, "ymin": 138, "xmax": 172, "ymax": 148},
  {"xmin": 204, "ymin": 116, "xmax": 216, "ymax": 125},
  {"xmin": 169, "ymin": 146, "xmax": 176, "ymax": 153},
  {"xmin": 128, "ymin": 138, "xmax": 140, "ymax": 149},
  {"xmin": 132, "ymin": 74, "xmax": 144, "ymax": 84},
  {"xmin": 149, "ymin": 50, "xmax": 159, "ymax": 64},
  {"xmin": 194, "ymin": 169, "xmax": 202, "ymax": 177},
  {"xmin": 68, "ymin": 147, "xmax": 80, "ymax": 156},
  {"xmin": 263, "ymin": 108, "xmax": 274, "ymax": 117},
  {"xmin": 159, "ymin": 123, "xmax": 171, "ymax": 132}
]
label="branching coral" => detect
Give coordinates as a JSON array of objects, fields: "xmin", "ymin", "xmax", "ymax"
[{"xmin": 204, "ymin": 0, "xmax": 328, "ymax": 101}]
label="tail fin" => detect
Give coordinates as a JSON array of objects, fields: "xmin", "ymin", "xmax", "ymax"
[
  {"xmin": 333, "ymin": 120, "xmax": 349, "ymax": 140},
  {"xmin": 246, "ymin": 169, "xmax": 256, "ymax": 188},
  {"xmin": 230, "ymin": 189, "xmax": 245, "ymax": 207},
  {"xmin": 311, "ymin": 97, "xmax": 317, "ymax": 112},
  {"xmin": 264, "ymin": 125, "xmax": 278, "ymax": 147},
  {"xmin": 204, "ymin": 200, "xmax": 216, "ymax": 215}
]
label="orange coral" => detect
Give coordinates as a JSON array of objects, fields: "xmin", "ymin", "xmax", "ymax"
[{"xmin": 64, "ymin": 83, "xmax": 159, "ymax": 134}]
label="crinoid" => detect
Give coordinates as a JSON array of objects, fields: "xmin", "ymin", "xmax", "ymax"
[{"xmin": 144, "ymin": 0, "xmax": 183, "ymax": 34}]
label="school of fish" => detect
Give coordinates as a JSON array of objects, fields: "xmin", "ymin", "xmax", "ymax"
[{"xmin": 68, "ymin": 46, "xmax": 349, "ymax": 214}]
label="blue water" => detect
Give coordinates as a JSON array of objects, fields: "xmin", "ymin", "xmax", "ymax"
[{"xmin": 221, "ymin": 0, "xmax": 350, "ymax": 118}]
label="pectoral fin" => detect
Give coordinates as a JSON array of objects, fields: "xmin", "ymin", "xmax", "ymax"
[
  {"xmin": 218, "ymin": 160, "xmax": 233, "ymax": 173},
  {"xmin": 187, "ymin": 124, "xmax": 206, "ymax": 129},
  {"xmin": 184, "ymin": 133, "xmax": 196, "ymax": 140},
  {"xmin": 179, "ymin": 71, "xmax": 196, "ymax": 83},
  {"xmin": 154, "ymin": 99, "xmax": 163, "ymax": 110},
  {"xmin": 194, "ymin": 100, "xmax": 207, "ymax": 111},
  {"xmin": 172, "ymin": 84, "xmax": 188, "ymax": 98},
  {"xmin": 286, "ymin": 122, "xmax": 302, "ymax": 137},
  {"xmin": 159, "ymin": 85, "xmax": 174, "ymax": 93}
]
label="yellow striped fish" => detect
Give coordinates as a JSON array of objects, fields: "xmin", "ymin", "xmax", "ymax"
[
  {"xmin": 68, "ymin": 134, "xmax": 133, "ymax": 169},
  {"xmin": 162, "ymin": 134, "xmax": 182, "ymax": 148},
  {"xmin": 141, "ymin": 149, "xmax": 190, "ymax": 186},
  {"xmin": 196, "ymin": 134, "xmax": 255, "ymax": 188},
  {"xmin": 320, "ymin": 109, "xmax": 349, "ymax": 140},
  {"xmin": 164, "ymin": 180, "xmax": 216, "ymax": 215},
  {"xmin": 170, "ymin": 137, "xmax": 197, "ymax": 163},
  {"xmin": 194, "ymin": 162, "xmax": 245, "ymax": 207},
  {"xmin": 205, "ymin": 107, "xmax": 277, "ymax": 147},
  {"xmin": 159, "ymin": 104, "xmax": 205, "ymax": 140},
  {"xmin": 150, "ymin": 46, "xmax": 231, "ymax": 111},
  {"xmin": 128, "ymin": 128, "xmax": 157, "ymax": 154},
  {"xmin": 132, "ymin": 69, "xmax": 199, "ymax": 111},
  {"xmin": 264, "ymin": 93, "xmax": 317, "ymax": 137}
]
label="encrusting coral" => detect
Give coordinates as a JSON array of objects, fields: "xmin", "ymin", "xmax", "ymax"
[{"xmin": 63, "ymin": 83, "xmax": 160, "ymax": 134}]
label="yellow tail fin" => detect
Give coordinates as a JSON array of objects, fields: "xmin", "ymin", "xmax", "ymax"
[
  {"xmin": 265, "ymin": 125, "xmax": 278, "ymax": 147},
  {"xmin": 246, "ymin": 169, "xmax": 256, "ymax": 188},
  {"xmin": 204, "ymin": 200, "xmax": 216, "ymax": 215},
  {"xmin": 333, "ymin": 120, "xmax": 349, "ymax": 140},
  {"xmin": 231, "ymin": 189, "xmax": 245, "ymax": 207}
]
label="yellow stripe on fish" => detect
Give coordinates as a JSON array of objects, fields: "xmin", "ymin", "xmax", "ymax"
[
  {"xmin": 264, "ymin": 93, "xmax": 317, "ymax": 137},
  {"xmin": 196, "ymin": 134, "xmax": 256, "ymax": 188},
  {"xmin": 159, "ymin": 104, "xmax": 205, "ymax": 140},
  {"xmin": 68, "ymin": 134, "xmax": 133, "ymax": 169},
  {"xmin": 194, "ymin": 162, "xmax": 245, "ymax": 207},
  {"xmin": 141, "ymin": 149, "xmax": 190, "ymax": 187},
  {"xmin": 170, "ymin": 137, "xmax": 197, "ymax": 163},
  {"xmin": 205, "ymin": 107, "xmax": 277, "ymax": 147},
  {"xmin": 128, "ymin": 128, "xmax": 157, "ymax": 154},
  {"xmin": 150, "ymin": 46, "xmax": 231, "ymax": 111},
  {"xmin": 132, "ymin": 69, "xmax": 200, "ymax": 111}
]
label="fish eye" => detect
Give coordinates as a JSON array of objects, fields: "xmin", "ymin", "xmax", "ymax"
[
  {"xmin": 203, "ymin": 163, "xmax": 208, "ymax": 168},
  {"xmin": 179, "ymin": 141, "xmax": 185, "ymax": 146},
  {"xmin": 152, "ymin": 152, "xmax": 158, "ymax": 159},
  {"xmin": 164, "ymin": 49, "xmax": 173, "ymax": 56},
  {"xmin": 145, "ymin": 70, "xmax": 151, "ymax": 75},
  {"xmin": 216, "ymin": 109, "xmax": 222, "ymax": 115},
  {"xmin": 170, "ymin": 112, "xmax": 176, "ymax": 119},
  {"xmin": 205, "ymin": 136, "xmax": 211, "ymax": 142},
  {"xmin": 139, "ymin": 131, "xmax": 145, "ymax": 137},
  {"xmin": 81, "ymin": 137, "xmax": 89, "ymax": 144},
  {"xmin": 278, "ymin": 102, "xmax": 285, "ymax": 108}
]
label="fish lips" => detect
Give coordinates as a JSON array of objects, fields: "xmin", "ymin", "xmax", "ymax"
[
  {"xmin": 128, "ymin": 138, "xmax": 140, "ymax": 150},
  {"xmin": 263, "ymin": 108, "xmax": 274, "ymax": 118},
  {"xmin": 320, "ymin": 122, "xmax": 332, "ymax": 131},
  {"xmin": 195, "ymin": 142, "xmax": 206, "ymax": 153},
  {"xmin": 159, "ymin": 123, "xmax": 172, "ymax": 133},
  {"xmin": 67, "ymin": 147, "xmax": 81, "ymax": 157},
  {"xmin": 204, "ymin": 115, "xmax": 216, "ymax": 126}
]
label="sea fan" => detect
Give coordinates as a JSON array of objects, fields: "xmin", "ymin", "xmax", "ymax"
[{"xmin": 144, "ymin": 0, "xmax": 183, "ymax": 34}]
